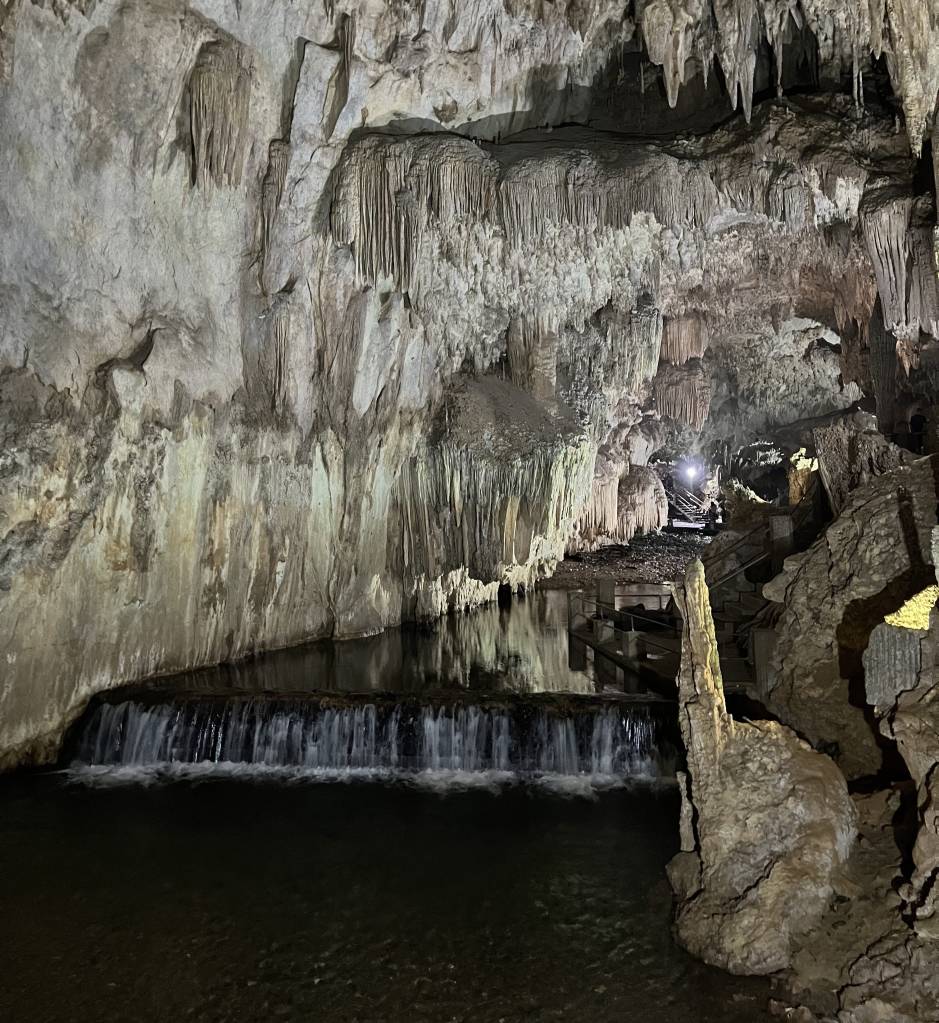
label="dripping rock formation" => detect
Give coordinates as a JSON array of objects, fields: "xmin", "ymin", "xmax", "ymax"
[
  {"xmin": 6, "ymin": 0, "xmax": 939, "ymax": 1016},
  {"xmin": 6, "ymin": 0, "xmax": 932, "ymax": 768}
]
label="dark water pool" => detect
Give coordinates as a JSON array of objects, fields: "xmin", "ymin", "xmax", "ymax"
[{"xmin": 0, "ymin": 776, "xmax": 773, "ymax": 1023}]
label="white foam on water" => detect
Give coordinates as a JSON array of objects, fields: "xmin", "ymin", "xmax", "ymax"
[
  {"xmin": 66, "ymin": 762, "xmax": 397, "ymax": 788},
  {"xmin": 65, "ymin": 761, "xmax": 676, "ymax": 797}
]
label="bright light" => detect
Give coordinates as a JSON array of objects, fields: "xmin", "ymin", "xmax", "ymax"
[{"xmin": 684, "ymin": 465, "xmax": 698, "ymax": 483}]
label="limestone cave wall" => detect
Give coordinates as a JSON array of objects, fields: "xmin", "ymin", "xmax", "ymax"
[{"xmin": 2, "ymin": 0, "xmax": 939, "ymax": 767}]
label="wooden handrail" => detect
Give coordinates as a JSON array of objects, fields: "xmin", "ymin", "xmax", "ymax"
[
  {"xmin": 709, "ymin": 550, "xmax": 770, "ymax": 590},
  {"xmin": 701, "ymin": 520, "xmax": 770, "ymax": 567},
  {"xmin": 569, "ymin": 592, "xmax": 679, "ymax": 632}
]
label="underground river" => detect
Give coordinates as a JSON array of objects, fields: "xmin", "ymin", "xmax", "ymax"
[{"xmin": 0, "ymin": 589, "xmax": 774, "ymax": 1022}]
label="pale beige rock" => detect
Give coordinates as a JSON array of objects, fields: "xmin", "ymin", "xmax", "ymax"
[
  {"xmin": 0, "ymin": 0, "xmax": 932, "ymax": 773},
  {"xmin": 669, "ymin": 560, "xmax": 857, "ymax": 975}
]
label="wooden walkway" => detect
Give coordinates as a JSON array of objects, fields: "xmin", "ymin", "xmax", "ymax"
[{"xmin": 567, "ymin": 591, "xmax": 758, "ymax": 697}]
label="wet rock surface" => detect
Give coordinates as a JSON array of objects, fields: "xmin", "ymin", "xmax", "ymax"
[
  {"xmin": 5, "ymin": 2, "xmax": 939, "ymax": 1015},
  {"xmin": 0, "ymin": 0, "xmax": 926, "ymax": 766}
]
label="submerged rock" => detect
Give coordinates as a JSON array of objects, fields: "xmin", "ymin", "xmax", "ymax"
[{"xmin": 669, "ymin": 560, "xmax": 856, "ymax": 975}]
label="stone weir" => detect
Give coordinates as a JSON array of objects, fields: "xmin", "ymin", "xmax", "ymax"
[{"xmin": 63, "ymin": 688, "xmax": 678, "ymax": 784}]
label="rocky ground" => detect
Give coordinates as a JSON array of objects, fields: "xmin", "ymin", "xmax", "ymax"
[{"xmin": 544, "ymin": 530, "xmax": 711, "ymax": 589}]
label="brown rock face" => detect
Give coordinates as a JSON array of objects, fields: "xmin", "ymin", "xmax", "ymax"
[
  {"xmin": 765, "ymin": 456, "xmax": 939, "ymax": 779},
  {"xmin": 864, "ymin": 568, "xmax": 939, "ymax": 939},
  {"xmin": 669, "ymin": 560, "xmax": 857, "ymax": 975},
  {"xmin": 814, "ymin": 414, "xmax": 914, "ymax": 516}
]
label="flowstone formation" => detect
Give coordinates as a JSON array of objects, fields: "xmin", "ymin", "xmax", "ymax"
[
  {"xmin": 0, "ymin": 0, "xmax": 937, "ymax": 775},
  {"xmin": 669, "ymin": 561, "xmax": 856, "ymax": 975}
]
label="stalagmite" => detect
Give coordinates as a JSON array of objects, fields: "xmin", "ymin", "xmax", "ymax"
[
  {"xmin": 668, "ymin": 561, "xmax": 857, "ymax": 975},
  {"xmin": 813, "ymin": 413, "xmax": 912, "ymax": 515},
  {"xmin": 188, "ymin": 41, "xmax": 251, "ymax": 189},
  {"xmin": 865, "ymin": 595, "xmax": 939, "ymax": 937},
  {"xmin": 764, "ymin": 456, "xmax": 939, "ymax": 779}
]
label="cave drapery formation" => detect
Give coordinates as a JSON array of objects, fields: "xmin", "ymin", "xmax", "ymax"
[{"xmin": 5, "ymin": 0, "xmax": 939, "ymax": 1014}]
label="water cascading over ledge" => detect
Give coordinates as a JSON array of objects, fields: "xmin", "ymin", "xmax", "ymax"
[
  {"xmin": 66, "ymin": 693, "xmax": 675, "ymax": 787},
  {"xmin": 2, "ymin": 3, "xmax": 928, "ymax": 774}
]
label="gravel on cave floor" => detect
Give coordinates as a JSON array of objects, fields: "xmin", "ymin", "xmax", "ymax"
[{"xmin": 544, "ymin": 531, "xmax": 712, "ymax": 589}]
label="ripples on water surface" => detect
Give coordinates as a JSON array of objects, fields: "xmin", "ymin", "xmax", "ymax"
[
  {"xmin": 0, "ymin": 778, "xmax": 773, "ymax": 1023},
  {"xmin": 0, "ymin": 590, "xmax": 773, "ymax": 1021}
]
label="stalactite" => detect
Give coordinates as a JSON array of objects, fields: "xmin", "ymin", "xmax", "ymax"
[
  {"xmin": 625, "ymin": 418, "xmax": 667, "ymax": 468},
  {"xmin": 933, "ymin": 119, "xmax": 939, "ymax": 278},
  {"xmin": 880, "ymin": 0, "xmax": 939, "ymax": 157},
  {"xmin": 640, "ymin": 0, "xmax": 696, "ymax": 109},
  {"xmin": 323, "ymin": 12, "xmax": 355, "ymax": 141},
  {"xmin": 497, "ymin": 158, "xmax": 720, "ymax": 242},
  {"xmin": 397, "ymin": 430, "xmax": 595, "ymax": 587},
  {"xmin": 660, "ymin": 313, "xmax": 709, "ymax": 365},
  {"xmin": 571, "ymin": 476, "xmax": 621, "ymax": 548},
  {"xmin": 630, "ymin": 1, "xmax": 939, "ymax": 157},
  {"xmin": 331, "ymin": 135, "xmax": 496, "ymax": 290},
  {"xmin": 189, "ymin": 41, "xmax": 251, "ymax": 189},
  {"xmin": 617, "ymin": 466, "xmax": 668, "ymax": 542},
  {"xmin": 340, "ymin": 10, "xmax": 354, "ymax": 72},
  {"xmin": 331, "ymin": 134, "xmax": 730, "ymax": 289},
  {"xmin": 262, "ymin": 298, "xmax": 290, "ymax": 415},
  {"xmin": 868, "ymin": 298, "xmax": 897, "ymax": 434},
  {"xmin": 333, "ymin": 122, "xmax": 881, "ymax": 297},
  {"xmin": 570, "ymin": 463, "xmax": 668, "ymax": 550},
  {"xmin": 907, "ymin": 217, "xmax": 939, "ymax": 340},
  {"xmin": 577, "ymin": 304, "xmax": 663, "ymax": 401},
  {"xmin": 0, "ymin": 0, "xmax": 16, "ymax": 83},
  {"xmin": 861, "ymin": 188, "xmax": 913, "ymax": 337},
  {"xmin": 258, "ymin": 139, "xmax": 290, "ymax": 275},
  {"xmin": 623, "ymin": 301, "xmax": 664, "ymax": 391},
  {"xmin": 712, "ymin": 0, "xmax": 759, "ymax": 122},
  {"xmin": 507, "ymin": 315, "xmax": 559, "ymax": 399},
  {"xmin": 654, "ymin": 359, "xmax": 712, "ymax": 430}
]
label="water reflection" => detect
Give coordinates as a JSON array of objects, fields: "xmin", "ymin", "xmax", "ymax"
[{"xmin": 138, "ymin": 591, "xmax": 602, "ymax": 698}]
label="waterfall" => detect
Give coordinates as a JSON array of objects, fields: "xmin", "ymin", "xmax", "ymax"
[{"xmin": 69, "ymin": 697, "xmax": 668, "ymax": 784}]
